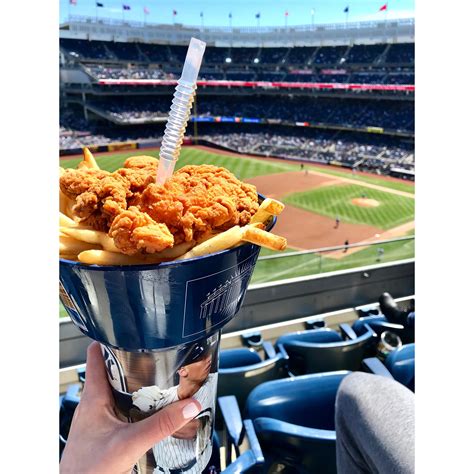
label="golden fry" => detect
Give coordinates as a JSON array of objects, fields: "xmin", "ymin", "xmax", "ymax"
[
  {"xmin": 77, "ymin": 147, "xmax": 100, "ymax": 170},
  {"xmin": 60, "ymin": 235, "xmax": 101, "ymax": 255},
  {"xmin": 176, "ymin": 226, "xmax": 244, "ymax": 260},
  {"xmin": 60, "ymin": 227, "xmax": 120, "ymax": 253},
  {"xmin": 60, "ymin": 189, "xmax": 76, "ymax": 219},
  {"xmin": 250, "ymin": 198, "xmax": 285, "ymax": 225},
  {"xmin": 60, "ymin": 212, "xmax": 78, "ymax": 228},
  {"xmin": 60, "ymin": 254, "xmax": 79, "ymax": 262},
  {"xmin": 78, "ymin": 250, "xmax": 167, "ymax": 266},
  {"xmin": 242, "ymin": 226, "xmax": 287, "ymax": 251}
]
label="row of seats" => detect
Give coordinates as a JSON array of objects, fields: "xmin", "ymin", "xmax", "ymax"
[
  {"xmin": 60, "ymin": 298, "xmax": 415, "ymax": 471},
  {"xmin": 219, "ymin": 343, "xmax": 414, "ymax": 473}
]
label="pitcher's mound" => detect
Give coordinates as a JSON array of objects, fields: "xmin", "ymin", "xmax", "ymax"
[{"xmin": 352, "ymin": 198, "xmax": 380, "ymax": 208}]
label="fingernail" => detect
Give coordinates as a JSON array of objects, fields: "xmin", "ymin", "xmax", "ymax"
[{"xmin": 182, "ymin": 402, "xmax": 200, "ymax": 419}]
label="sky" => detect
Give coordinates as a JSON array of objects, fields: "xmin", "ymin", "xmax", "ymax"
[{"xmin": 60, "ymin": 0, "xmax": 414, "ymax": 27}]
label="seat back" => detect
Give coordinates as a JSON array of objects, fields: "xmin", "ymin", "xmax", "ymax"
[
  {"xmin": 277, "ymin": 328, "xmax": 372, "ymax": 375},
  {"xmin": 217, "ymin": 350, "xmax": 287, "ymax": 411},
  {"xmin": 219, "ymin": 348, "xmax": 262, "ymax": 369},
  {"xmin": 254, "ymin": 418, "xmax": 337, "ymax": 474},
  {"xmin": 246, "ymin": 372, "xmax": 350, "ymax": 474},
  {"xmin": 353, "ymin": 315, "xmax": 415, "ymax": 345},
  {"xmin": 245, "ymin": 371, "xmax": 349, "ymax": 430},
  {"xmin": 386, "ymin": 343, "xmax": 415, "ymax": 391}
]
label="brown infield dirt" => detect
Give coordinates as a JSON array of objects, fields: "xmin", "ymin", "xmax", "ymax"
[
  {"xmin": 352, "ymin": 198, "xmax": 380, "ymax": 208},
  {"xmin": 245, "ymin": 171, "xmax": 383, "ymax": 251}
]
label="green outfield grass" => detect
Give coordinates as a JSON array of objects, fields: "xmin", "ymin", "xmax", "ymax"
[
  {"xmin": 61, "ymin": 147, "xmax": 299, "ymax": 180},
  {"xmin": 312, "ymin": 167, "xmax": 415, "ymax": 194},
  {"xmin": 283, "ymin": 184, "xmax": 414, "ymax": 230},
  {"xmin": 251, "ymin": 233, "xmax": 414, "ymax": 284}
]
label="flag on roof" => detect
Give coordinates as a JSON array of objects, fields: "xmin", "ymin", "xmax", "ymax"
[
  {"xmin": 229, "ymin": 12, "xmax": 232, "ymax": 19},
  {"xmin": 173, "ymin": 9, "xmax": 177, "ymax": 15},
  {"xmin": 70, "ymin": 0, "xmax": 77, "ymax": 5},
  {"xmin": 96, "ymin": 2, "xmax": 104, "ymax": 7},
  {"xmin": 285, "ymin": 10, "xmax": 289, "ymax": 17},
  {"xmin": 379, "ymin": 3, "xmax": 388, "ymax": 11},
  {"xmin": 200, "ymin": 11, "xmax": 203, "ymax": 17},
  {"xmin": 144, "ymin": 6, "xmax": 149, "ymax": 14},
  {"xmin": 256, "ymin": 12, "xmax": 261, "ymax": 19},
  {"xmin": 344, "ymin": 6, "xmax": 349, "ymax": 13},
  {"xmin": 123, "ymin": 4, "xmax": 131, "ymax": 10}
]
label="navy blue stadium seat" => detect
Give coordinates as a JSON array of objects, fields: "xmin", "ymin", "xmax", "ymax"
[
  {"xmin": 363, "ymin": 343, "xmax": 415, "ymax": 391},
  {"xmin": 352, "ymin": 314, "xmax": 415, "ymax": 345},
  {"xmin": 219, "ymin": 371, "xmax": 351, "ymax": 473},
  {"xmin": 59, "ymin": 383, "xmax": 81, "ymax": 458},
  {"xmin": 217, "ymin": 342, "xmax": 289, "ymax": 411},
  {"xmin": 275, "ymin": 325, "xmax": 375, "ymax": 375}
]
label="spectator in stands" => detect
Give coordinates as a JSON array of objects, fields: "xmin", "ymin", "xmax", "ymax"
[
  {"xmin": 335, "ymin": 372, "xmax": 414, "ymax": 473},
  {"xmin": 60, "ymin": 342, "xmax": 201, "ymax": 474}
]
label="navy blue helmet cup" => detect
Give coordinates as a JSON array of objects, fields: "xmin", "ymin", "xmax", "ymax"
[{"xmin": 59, "ymin": 198, "xmax": 276, "ymax": 352}]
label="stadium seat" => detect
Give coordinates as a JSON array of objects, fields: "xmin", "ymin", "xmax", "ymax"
[
  {"xmin": 219, "ymin": 371, "xmax": 351, "ymax": 473},
  {"xmin": 362, "ymin": 343, "xmax": 415, "ymax": 391},
  {"xmin": 275, "ymin": 325, "xmax": 375, "ymax": 375},
  {"xmin": 59, "ymin": 383, "xmax": 81, "ymax": 458},
  {"xmin": 217, "ymin": 341, "xmax": 289, "ymax": 411},
  {"xmin": 352, "ymin": 314, "xmax": 415, "ymax": 345}
]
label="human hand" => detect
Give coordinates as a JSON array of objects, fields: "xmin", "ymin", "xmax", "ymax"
[{"xmin": 60, "ymin": 342, "xmax": 202, "ymax": 474}]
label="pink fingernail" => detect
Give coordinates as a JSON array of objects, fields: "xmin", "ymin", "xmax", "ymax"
[{"xmin": 182, "ymin": 402, "xmax": 200, "ymax": 419}]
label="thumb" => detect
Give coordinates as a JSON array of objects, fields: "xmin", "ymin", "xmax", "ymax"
[{"xmin": 121, "ymin": 398, "xmax": 201, "ymax": 458}]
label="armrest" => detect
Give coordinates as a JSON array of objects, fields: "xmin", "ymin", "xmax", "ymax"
[
  {"xmin": 218, "ymin": 395, "xmax": 244, "ymax": 464},
  {"xmin": 362, "ymin": 357, "xmax": 394, "ymax": 379},
  {"xmin": 241, "ymin": 331, "xmax": 263, "ymax": 348},
  {"xmin": 221, "ymin": 420, "xmax": 264, "ymax": 473},
  {"xmin": 262, "ymin": 341, "xmax": 276, "ymax": 360},
  {"xmin": 340, "ymin": 323, "xmax": 358, "ymax": 340},
  {"xmin": 305, "ymin": 318, "xmax": 325, "ymax": 330},
  {"xmin": 275, "ymin": 343, "xmax": 289, "ymax": 360},
  {"xmin": 76, "ymin": 366, "xmax": 86, "ymax": 384},
  {"xmin": 65, "ymin": 383, "xmax": 82, "ymax": 403}
]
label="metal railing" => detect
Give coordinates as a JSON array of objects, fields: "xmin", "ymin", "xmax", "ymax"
[
  {"xmin": 258, "ymin": 236, "xmax": 413, "ymax": 261},
  {"xmin": 252, "ymin": 235, "xmax": 414, "ymax": 284}
]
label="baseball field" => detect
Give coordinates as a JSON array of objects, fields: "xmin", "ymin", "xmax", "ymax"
[{"xmin": 60, "ymin": 145, "xmax": 415, "ymax": 285}]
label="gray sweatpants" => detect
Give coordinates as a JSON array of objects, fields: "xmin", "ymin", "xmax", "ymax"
[{"xmin": 335, "ymin": 372, "xmax": 415, "ymax": 474}]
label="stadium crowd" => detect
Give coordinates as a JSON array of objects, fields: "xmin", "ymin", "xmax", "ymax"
[
  {"xmin": 88, "ymin": 95, "xmax": 414, "ymax": 132},
  {"xmin": 199, "ymin": 130, "xmax": 414, "ymax": 174},
  {"xmin": 61, "ymin": 39, "xmax": 414, "ymax": 67}
]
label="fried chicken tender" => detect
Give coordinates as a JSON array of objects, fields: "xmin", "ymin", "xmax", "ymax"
[
  {"xmin": 109, "ymin": 165, "xmax": 259, "ymax": 255},
  {"xmin": 109, "ymin": 206, "xmax": 174, "ymax": 255},
  {"xmin": 59, "ymin": 156, "xmax": 159, "ymax": 231}
]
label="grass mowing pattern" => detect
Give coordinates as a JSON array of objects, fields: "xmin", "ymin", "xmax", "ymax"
[
  {"xmin": 251, "ymin": 234, "xmax": 414, "ymax": 283},
  {"xmin": 284, "ymin": 184, "xmax": 414, "ymax": 230},
  {"xmin": 312, "ymin": 167, "xmax": 415, "ymax": 194},
  {"xmin": 60, "ymin": 147, "xmax": 298, "ymax": 180}
]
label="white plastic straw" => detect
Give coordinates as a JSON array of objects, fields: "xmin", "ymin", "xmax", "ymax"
[{"xmin": 156, "ymin": 37, "xmax": 206, "ymax": 185}]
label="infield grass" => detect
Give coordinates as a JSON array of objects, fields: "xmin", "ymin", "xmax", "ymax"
[{"xmin": 283, "ymin": 184, "xmax": 414, "ymax": 230}]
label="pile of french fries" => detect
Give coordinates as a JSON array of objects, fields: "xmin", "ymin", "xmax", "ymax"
[{"xmin": 60, "ymin": 148, "xmax": 287, "ymax": 266}]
